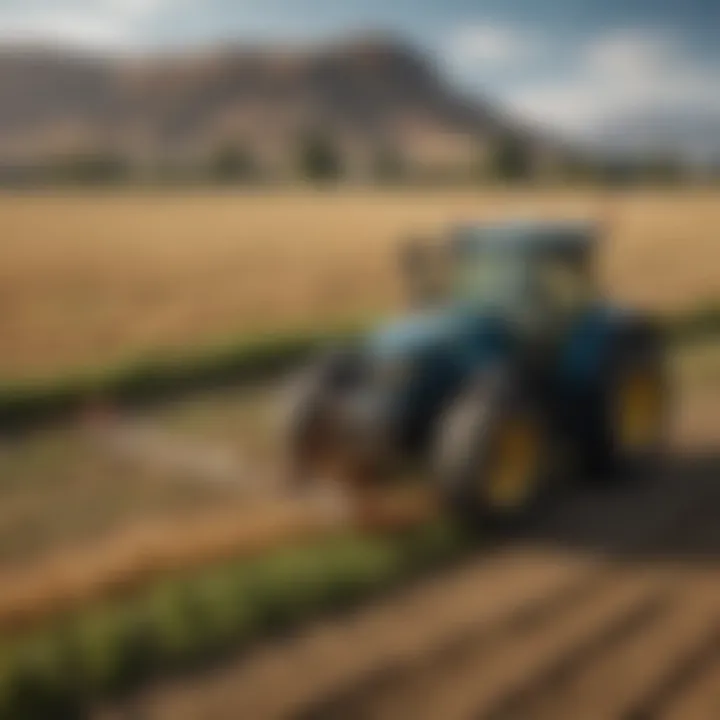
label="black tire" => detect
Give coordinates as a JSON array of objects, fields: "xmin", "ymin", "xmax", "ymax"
[
  {"xmin": 285, "ymin": 368, "xmax": 330, "ymax": 488},
  {"xmin": 581, "ymin": 322, "xmax": 669, "ymax": 482},
  {"xmin": 434, "ymin": 370, "xmax": 550, "ymax": 525},
  {"xmin": 284, "ymin": 349, "xmax": 362, "ymax": 487}
]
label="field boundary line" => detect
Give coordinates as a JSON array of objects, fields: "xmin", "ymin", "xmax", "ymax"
[
  {"xmin": 1, "ymin": 304, "xmax": 718, "ymax": 434},
  {"xmin": 0, "ymin": 485, "xmax": 438, "ymax": 637}
]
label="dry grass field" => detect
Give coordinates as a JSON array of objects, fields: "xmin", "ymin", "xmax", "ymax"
[{"xmin": 1, "ymin": 189, "xmax": 718, "ymax": 382}]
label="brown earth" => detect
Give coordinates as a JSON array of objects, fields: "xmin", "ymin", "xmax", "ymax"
[
  {"xmin": 104, "ymin": 456, "xmax": 720, "ymax": 720},
  {"xmin": 103, "ymin": 361, "xmax": 720, "ymax": 720}
]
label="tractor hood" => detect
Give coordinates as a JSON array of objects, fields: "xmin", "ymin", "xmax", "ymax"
[
  {"xmin": 365, "ymin": 305, "xmax": 506, "ymax": 361},
  {"xmin": 358, "ymin": 306, "xmax": 509, "ymax": 449}
]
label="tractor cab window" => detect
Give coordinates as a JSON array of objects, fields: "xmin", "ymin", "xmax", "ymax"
[
  {"xmin": 452, "ymin": 249, "xmax": 525, "ymax": 311},
  {"xmin": 449, "ymin": 229, "xmax": 526, "ymax": 312},
  {"xmin": 450, "ymin": 226, "xmax": 592, "ymax": 308},
  {"xmin": 529, "ymin": 251, "xmax": 594, "ymax": 320}
]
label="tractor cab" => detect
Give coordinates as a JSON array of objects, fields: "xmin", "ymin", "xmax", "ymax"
[
  {"xmin": 448, "ymin": 221, "xmax": 598, "ymax": 334},
  {"xmin": 403, "ymin": 220, "xmax": 598, "ymax": 338}
]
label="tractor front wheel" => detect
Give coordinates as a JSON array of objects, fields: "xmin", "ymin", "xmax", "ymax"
[
  {"xmin": 434, "ymin": 373, "xmax": 550, "ymax": 524},
  {"xmin": 284, "ymin": 350, "xmax": 367, "ymax": 490}
]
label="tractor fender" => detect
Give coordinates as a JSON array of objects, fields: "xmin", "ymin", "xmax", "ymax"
[
  {"xmin": 558, "ymin": 305, "xmax": 667, "ymax": 478},
  {"xmin": 556, "ymin": 305, "xmax": 663, "ymax": 456},
  {"xmin": 558, "ymin": 305, "xmax": 659, "ymax": 394}
]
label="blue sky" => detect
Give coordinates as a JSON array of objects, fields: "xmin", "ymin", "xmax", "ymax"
[{"xmin": 0, "ymin": 0, "xmax": 718, "ymax": 147}]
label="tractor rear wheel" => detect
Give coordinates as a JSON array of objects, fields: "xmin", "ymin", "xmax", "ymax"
[
  {"xmin": 583, "ymin": 325, "xmax": 669, "ymax": 482},
  {"xmin": 434, "ymin": 373, "xmax": 550, "ymax": 524}
]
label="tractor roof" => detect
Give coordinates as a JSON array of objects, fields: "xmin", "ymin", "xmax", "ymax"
[{"xmin": 451, "ymin": 219, "xmax": 598, "ymax": 256}]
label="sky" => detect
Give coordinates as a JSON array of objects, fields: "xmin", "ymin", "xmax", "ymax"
[{"xmin": 0, "ymin": 0, "xmax": 718, "ymax": 152}]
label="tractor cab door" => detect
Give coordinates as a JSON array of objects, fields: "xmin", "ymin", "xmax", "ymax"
[
  {"xmin": 514, "ymin": 247, "xmax": 597, "ymax": 381},
  {"xmin": 399, "ymin": 237, "xmax": 452, "ymax": 309}
]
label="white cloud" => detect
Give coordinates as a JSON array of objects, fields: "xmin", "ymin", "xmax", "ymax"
[
  {"xmin": 100, "ymin": 0, "xmax": 183, "ymax": 20},
  {"xmin": 0, "ymin": 12, "xmax": 128, "ymax": 47},
  {"xmin": 449, "ymin": 23, "xmax": 537, "ymax": 67},
  {"xmin": 585, "ymin": 29, "xmax": 680, "ymax": 80},
  {"xmin": 502, "ymin": 29, "xmax": 720, "ymax": 136},
  {"xmin": 0, "ymin": 0, "xmax": 188, "ymax": 48}
]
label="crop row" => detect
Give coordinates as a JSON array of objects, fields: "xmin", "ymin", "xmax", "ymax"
[{"xmin": 0, "ymin": 521, "xmax": 474, "ymax": 719}]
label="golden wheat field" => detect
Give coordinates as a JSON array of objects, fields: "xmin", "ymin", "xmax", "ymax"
[{"xmin": 1, "ymin": 189, "xmax": 719, "ymax": 381}]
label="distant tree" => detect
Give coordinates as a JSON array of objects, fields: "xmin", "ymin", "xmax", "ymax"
[
  {"xmin": 298, "ymin": 130, "xmax": 343, "ymax": 182},
  {"xmin": 472, "ymin": 142, "xmax": 492, "ymax": 183},
  {"xmin": 598, "ymin": 158, "xmax": 640, "ymax": 188},
  {"xmin": 488, "ymin": 134, "xmax": 533, "ymax": 182},
  {"xmin": 210, "ymin": 143, "xmax": 257, "ymax": 183},
  {"xmin": 641, "ymin": 154, "xmax": 684, "ymax": 185},
  {"xmin": 372, "ymin": 144, "xmax": 405, "ymax": 184},
  {"xmin": 0, "ymin": 163, "xmax": 39, "ymax": 188},
  {"xmin": 557, "ymin": 154, "xmax": 600, "ymax": 185},
  {"xmin": 710, "ymin": 159, "xmax": 720, "ymax": 185},
  {"xmin": 53, "ymin": 152, "xmax": 131, "ymax": 185},
  {"xmin": 153, "ymin": 161, "xmax": 196, "ymax": 186}
]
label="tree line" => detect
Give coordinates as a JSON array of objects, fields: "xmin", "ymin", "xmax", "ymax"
[{"xmin": 0, "ymin": 131, "xmax": 712, "ymax": 188}]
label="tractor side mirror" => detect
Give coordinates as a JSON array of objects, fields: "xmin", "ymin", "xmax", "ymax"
[{"xmin": 398, "ymin": 236, "xmax": 448, "ymax": 309}]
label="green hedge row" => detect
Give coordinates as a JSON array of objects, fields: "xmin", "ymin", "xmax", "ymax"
[
  {"xmin": 1, "ymin": 303, "xmax": 718, "ymax": 433},
  {"xmin": 0, "ymin": 521, "xmax": 474, "ymax": 719},
  {"xmin": 0, "ymin": 322, "xmax": 366, "ymax": 432},
  {"xmin": 666, "ymin": 302, "xmax": 720, "ymax": 343}
]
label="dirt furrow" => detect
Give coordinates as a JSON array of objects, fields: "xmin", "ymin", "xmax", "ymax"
[
  {"xmin": 107, "ymin": 549, "xmax": 597, "ymax": 720},
  {"xmin": 658, "ymin": 653, "xmax": 720, "ymax": 720},
  {"xmin": 298, "ymin": 566, "xmax": 615, "ymax": 720},
  {"xmin": 356, "ymin": 572, "xmax": 666, "ymax": 720},
  {"xmin": 497, "ymin": 583, "xmax": 720, "ymax": 720},
  {"xmin": 105, "ymin": 446, "xmax": 720, "ymax": 720}
]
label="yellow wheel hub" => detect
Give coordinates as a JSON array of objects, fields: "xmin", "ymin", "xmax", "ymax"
[
  {"xmin": 615, "ymin": 370, "xmax": 663, "ymax": 452},
  {"xmin": 485, "ymin": 419, "xmax": 541, "ymax": 510}
]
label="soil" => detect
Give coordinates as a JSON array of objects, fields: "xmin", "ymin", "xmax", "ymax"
[{"xmin": 104, "ymin": 381, "xmax": 720, "ymax": 720}]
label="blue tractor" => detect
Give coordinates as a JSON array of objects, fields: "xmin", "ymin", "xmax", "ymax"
[{"xmin": 287, "ymin": 220, "xmax": 668, "ymax": 519}]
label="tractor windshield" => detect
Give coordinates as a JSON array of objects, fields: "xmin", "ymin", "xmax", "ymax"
[
  {"xmin": 452, "ymin": 247, "xmax": 525, "ymax": 310},
  {"xmin": 448, "ymin": 225, "xmax": 593, "ymax": 319},
  {"xmin": 449, "ymin": 227, "xmax": 527, "ymax": 311}
]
